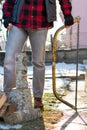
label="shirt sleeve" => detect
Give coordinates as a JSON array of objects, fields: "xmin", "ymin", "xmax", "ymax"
[
  {"xmin": 58, "ymin": 0, "xmax": 72, "ymax": 16},
  {"xmin": 2, "ymin": 0, "xmax": 15, "ymax": 18}
]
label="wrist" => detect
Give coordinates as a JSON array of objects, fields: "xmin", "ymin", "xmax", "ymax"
[{"xmin": 3, "ymin": 17, "xmax": 12, "ymax": 28}]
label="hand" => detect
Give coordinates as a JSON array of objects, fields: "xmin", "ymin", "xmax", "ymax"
[
  {"xmin": 7, "ymin": 23, "xmax": 13, "ymax": 30},
  {"xmin": 64, "ymin": 15, "xmax": 74, "ymax": 27},
  {"xmin": 3, "ymin": 17, "xmax": 13, "ymax": 30}
]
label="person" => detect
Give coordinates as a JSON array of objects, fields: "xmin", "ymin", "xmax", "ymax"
[{"xmin": 2, "ymin": 0, "xmax": 74, "ymax": 110}]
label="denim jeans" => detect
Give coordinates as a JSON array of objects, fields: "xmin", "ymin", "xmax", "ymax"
[{"xmin": 4, "ymin": 26, "xmax": 48, "ymax": 98}]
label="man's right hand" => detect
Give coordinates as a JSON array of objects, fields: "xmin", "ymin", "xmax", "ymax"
[
  {"xmin": 7, "ymin": 23, "xmax": 13, "ymax": 30},
  {"xmin": 3, "ymin": 17, "xmax": 13, "ymax": 30}
]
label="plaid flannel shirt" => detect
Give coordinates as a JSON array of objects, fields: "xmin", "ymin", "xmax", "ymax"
[{"xmin": 3, "ymin": 0, "xmax": 72, "ymax": 29}]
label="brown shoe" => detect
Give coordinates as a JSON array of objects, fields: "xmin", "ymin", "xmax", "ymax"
[{"xmin": 34, "ymin": 97, "xmax": 43, "ymax": 110}]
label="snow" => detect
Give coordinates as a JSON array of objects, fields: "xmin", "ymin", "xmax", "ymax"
[
  {"xmin": 27, "ymin": 62, "xmax": 85, "ymax": 76},
  {"xmin": 27, "ymin": 62, "xmax": 85, "ymax": 93},
  {"xmin": 0, "ymin": 62, "xmax": 85, "ymax": 92},
  {"xmin": 0, "ymin": 62, "xmax": 86, "ymax": 129},
  {"xmin": 0, "ymin": 124, "xmax": 22, "ymax": 130}
]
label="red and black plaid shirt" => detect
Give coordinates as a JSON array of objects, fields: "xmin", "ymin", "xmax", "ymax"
[{"xmin": 3, "ymin": 0, "xmax": 72, "ymax": 29}]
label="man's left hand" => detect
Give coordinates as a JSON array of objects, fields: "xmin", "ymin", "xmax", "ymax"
[{"xmin": 64, "ymin": 15, "xmax": 74, "ymax": 27}]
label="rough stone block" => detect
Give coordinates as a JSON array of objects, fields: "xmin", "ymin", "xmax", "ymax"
[
  {"xmin": 3, "ymin": 109, "xmax": 42, "ymax": 125},
  {"xmin": 15, "ymin": 53, "xmax": 28, "ymax": 89},
  {"xmin": 7, "ymin": 88, "xmax": 32, "ymax": 111},
  {"xmin": 15, "ymin": 53, "xmax": 27, "ymax": 71},
  {"xmin": 16, "ymin": 72, "xmax": 28, "ymax": 88}
]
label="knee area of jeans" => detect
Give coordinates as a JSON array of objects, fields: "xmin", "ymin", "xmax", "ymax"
[
  {"xmin": 33, "ymin": 61, "xmax": 45, "ymax": 68},
  {"xmin": 4, "ymin": 61, "xmax": 15, "ymax": 71},
  {"xmin": 4, "ymin": 57, "xmax": 15, "ymax": 65}
]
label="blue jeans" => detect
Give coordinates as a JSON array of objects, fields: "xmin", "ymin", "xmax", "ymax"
[{"xmin": 4, "ymin": 26, "xmax": 48, "ymax": 98}]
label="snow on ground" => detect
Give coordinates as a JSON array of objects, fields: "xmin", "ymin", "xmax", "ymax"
[
  {"xmin": 0, "ymin": 62, "xmax": 85, "ymax": 92},
  {"xmin": 27, "ymin": 62, "xmax": 85, "ymax": 93},
  {"xmin": 0, "ymin": 124, "xmax": 22, "ymax": 130},
  {"xmin": 0, "ymin": 62, "xmax": 86, "ymax": 129},
  {"xmin": 27, "ymin": 62, "xmax": 85, "ymax": 77}
]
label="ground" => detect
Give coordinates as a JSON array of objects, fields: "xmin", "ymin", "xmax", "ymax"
[
  {"xmin": 18, "ymin": 79, "xmax": 87, "ymax": 130},
  {"xmin": 0, "ymin": 79, "xmax": 87, "ymax": 130},
  {"xmin": 0, "ymin": 93, "xmax": 63, "ymax": 130},
  {"xmin": 19, "ymin": 93, "xmax": 63, "ymax": 130}
]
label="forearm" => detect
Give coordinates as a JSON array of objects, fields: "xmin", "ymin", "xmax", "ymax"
[
  {"xmin": 2, "ymin": 0, "xmax": 15, "ymax": 29},
  {"xmin": 58, "ymin": 0, "xmax": 72, "ymax": 16},
  {"xmin": 2, "ymin": 0, "xmax": 15, "ymax": 18},
  {"xmin": 58, "ymin": 0, "xmax": 73, "ymax": 27}
]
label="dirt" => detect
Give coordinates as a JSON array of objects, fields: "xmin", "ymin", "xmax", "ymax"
[{"xmin": 20, "ymin": 110, "xmax": 63, "ymax": 130}]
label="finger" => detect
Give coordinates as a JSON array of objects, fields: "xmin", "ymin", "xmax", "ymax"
[
  {"xmin": 65, "ymin": 25, "xmax": 72, "ymax": 28},
  {"xmin": 7, "ymin": 23, "xmax": 13, "ymax": 30}
]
